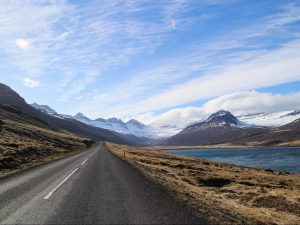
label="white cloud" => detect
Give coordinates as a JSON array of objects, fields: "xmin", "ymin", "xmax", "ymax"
[
  {"xmin": 16, "ymin": 39, "xmax": 30, "ymax": 49},
  {"xmin": 202, "ymin": 91, "xmax": 300, "ymax": 115},
  {"xmin": 23, "ymin": 78, "xmax": 40, "ymax": 88}
]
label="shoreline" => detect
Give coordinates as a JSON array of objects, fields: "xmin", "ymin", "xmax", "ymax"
[{"xmin": 157, "ymin": 145, "xmax": 300, "ymax": 150}]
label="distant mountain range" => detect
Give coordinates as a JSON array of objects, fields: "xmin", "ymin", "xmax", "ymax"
[
  {"xmin": 31, "ymin": 103, "xmax": 300, "ymax": 141},
  {"xmin": 162, "ymin": 110, "xmax": 300, "ymax": 146},
  {"xmin": 31, "ymin": 103, "xmax": 157, "ymax": 139},
  {"xmin": 72, "ymin": 113, "xmax": 158, "ymax": 139},
  {"xmin": 31, "ymin": 101, "xmax": 300, "ymax": 146}
]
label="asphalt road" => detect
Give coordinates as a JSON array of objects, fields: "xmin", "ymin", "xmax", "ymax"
[{"xmin": 0, "ymin": 143, "xmax": 205, "ymax": 224}]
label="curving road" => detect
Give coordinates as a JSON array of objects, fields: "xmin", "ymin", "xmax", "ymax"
[{"xmin": 0, "ymin": 143, "xmax": 205, "ymax": 224}]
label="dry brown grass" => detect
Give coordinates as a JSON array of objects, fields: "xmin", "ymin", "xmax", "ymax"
[
  {"xmin": 0, "ymin": 107, "xmax": 94, "ymax": 177},
  {"xmin": 107, "ymin": 142, "xmax": 300, "ymax": 225}
]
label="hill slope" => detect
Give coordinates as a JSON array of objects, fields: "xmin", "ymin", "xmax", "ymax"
[
  {"xmin": 0, "ymin": 104, "xmax": 94, "ymax": 176},
  {"xmin": 240, "ymin": 118, "xmax": 300, "ymax": 146}
]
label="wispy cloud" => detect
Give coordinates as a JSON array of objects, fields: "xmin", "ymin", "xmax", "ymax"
[
  {"xmin": 23, "ymin": 78, "xmax": 41, "ymax": 88},
  {"xmin": 57, "ymin": 0, "xmax": 204, "ymax": 98},
  {"xmin": 0, "ymin": 0, "xmax": 200, "ymax": 94}
]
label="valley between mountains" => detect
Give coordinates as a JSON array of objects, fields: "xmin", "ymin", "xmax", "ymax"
[{"xmin": 0, "ymin": 82, "xmax": 299, "ymax": 225}]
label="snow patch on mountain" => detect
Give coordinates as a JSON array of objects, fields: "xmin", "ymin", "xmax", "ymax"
[
  {"xmin": 204, "ymin": 110, "xmax": 247, "ymax": 127},
  {"xmin": 238, "ymin": 110, "xmax": 300, "ymax": 127},
  {"xmin": 31, "ymin": 103, "xmax": 58, "ymax": 115},
  {"xmin": 31, "ymin": 103, "xmax": 65, "ymax": 119}
]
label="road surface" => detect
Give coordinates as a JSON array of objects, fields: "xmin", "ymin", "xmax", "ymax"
[{"xmin": 0, "ymin": 143, "xmax": 205, "ymax": 224}]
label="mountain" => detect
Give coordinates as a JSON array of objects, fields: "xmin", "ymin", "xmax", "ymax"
[
  {"xmin": 71, "ymin": 113, "xmax": 158, "ymax": 139},
  {"xmin": 161, "ymin": 110, "xmax": 268, "ymax": 146},
  {"xmin": 150, "ymin": 110, "xmax": 300, "ymax": 138},
  {"xmin": 196, "ymin": 110, "xmax": 247, "ymax": 128},
  {"xmin": 0, "ymin": 83, "xmax": 131, "ymax": 144}
]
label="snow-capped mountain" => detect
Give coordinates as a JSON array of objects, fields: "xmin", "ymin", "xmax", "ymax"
[
  {"xmin": 201, "ymin": 110, "xmax": 249, "ymax": 128},
  {"xmin": 184, "ymin": 110, "xmax": 250, "ymax": 131},
  {"xmin": 162, "ymin": 110, "xmax": 268, "ymax": 146},
  {"xmin": 73, "ymin": 113, "xmax": 158, "ymax": 139},
  {"xmin": 238, "ymin": 110, "xmax": 300, "ymax": 127}
]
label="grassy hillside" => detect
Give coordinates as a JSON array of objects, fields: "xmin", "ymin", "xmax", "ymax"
[{"xmin": 0, "ymin": 104, "xmax": 94, "ymax": 177}]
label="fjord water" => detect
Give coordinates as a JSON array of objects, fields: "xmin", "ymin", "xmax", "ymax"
[{"xmin": 166, "ymin": 147, "xmax": 300, "ymax": 173}]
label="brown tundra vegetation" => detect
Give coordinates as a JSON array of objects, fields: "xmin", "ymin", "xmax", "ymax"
[{"xmin": 107, "ymin": 142, "xmax": 300, "ymax": 225}]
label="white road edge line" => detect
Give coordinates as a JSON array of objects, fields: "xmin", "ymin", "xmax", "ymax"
[
  {"xmin": 44, "ymin": 168, "xmax": 79, "ymax": 200},
  {"xmin": 81, "ymin": 158, "xmax": 89, "ymax": 166}
]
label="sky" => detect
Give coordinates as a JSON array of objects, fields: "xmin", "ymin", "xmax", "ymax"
[{"xmin": 0, "ymin": 0, "xmax": 300, "ymax": 125}]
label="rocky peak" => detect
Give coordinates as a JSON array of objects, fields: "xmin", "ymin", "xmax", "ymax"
[{"xmin": 205, "ymin": 110, "xmax": 239, "ymax": 126}]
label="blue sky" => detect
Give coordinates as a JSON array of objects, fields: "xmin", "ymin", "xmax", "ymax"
[{"xmin": 0, "ymin": 0, "xmax": 300, "ymax": 124}]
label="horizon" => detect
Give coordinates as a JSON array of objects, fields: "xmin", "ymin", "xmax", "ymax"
[{"xmin": 1, "ymin": 0, "xmax": 300, "ymax": 125}]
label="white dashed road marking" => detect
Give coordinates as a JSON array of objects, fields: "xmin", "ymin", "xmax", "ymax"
[{"xmin": 44, "ymin": 168, "xmax": 79, "ymax": 200}]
